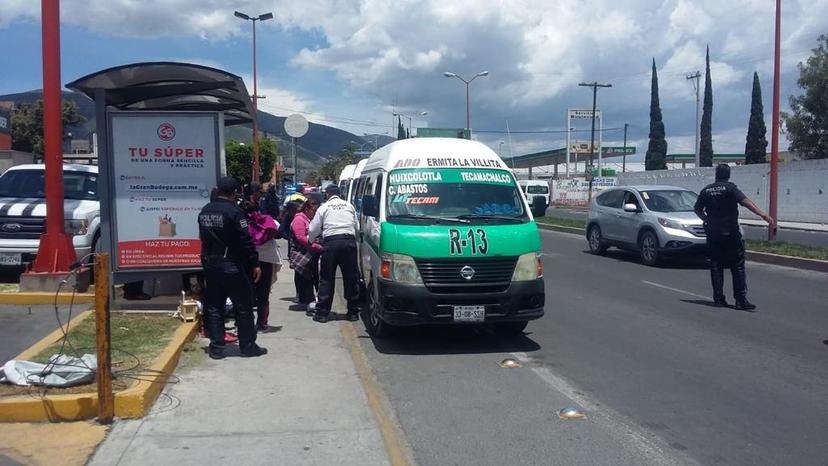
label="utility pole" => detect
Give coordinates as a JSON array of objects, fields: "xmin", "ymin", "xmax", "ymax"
[
  {"xmin": 622, "ymin": 123, "xmax": 628, "ymax": 173},
  {"xmin": 578, "ymin": 81, "xmax": 612, "ymax": 205},
  {"xmin": 686, "ymin": 71, "xmax": 701, "ymax": 167},
  {"xmin": 768, "ymin": 0, "xmax": 781, "ymax": 240}
]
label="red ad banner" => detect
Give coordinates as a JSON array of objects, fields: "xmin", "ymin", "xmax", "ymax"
[{"xmin": 117, "ymin": 239, "xmax": 201, "ymax": 268}]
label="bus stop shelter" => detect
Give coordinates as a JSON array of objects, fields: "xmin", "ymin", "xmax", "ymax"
[{"xmin": 65, "ymin": 62, "xmax": 255, "ymax": 291}]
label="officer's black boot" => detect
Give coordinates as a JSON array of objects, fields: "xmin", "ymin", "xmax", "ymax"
[
  {"xmin": 204, "ymin": 304, "xmax": 227, "ymax": 359},
  {"xmin": 732, "ymin": 261, "xmax": 755, "ymax": 311},
  {"xmin": 710, "ymin": 262, "xmax": 727, "ymax": 307}
]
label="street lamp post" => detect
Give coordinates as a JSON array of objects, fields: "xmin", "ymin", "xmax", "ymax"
[
  {"xmin": 443, "ymin": 71, "xmax": 489, "ymax": 131},
  {"xmin": 235, "ymin": 10, "xmax": 273, "ymax": 183},
  {"xmin": 393, "ymin": 111, "xmax": 427, "ymax": 137}
]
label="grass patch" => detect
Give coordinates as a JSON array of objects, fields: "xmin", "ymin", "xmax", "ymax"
[
  {"xmin": 0, "ymin": 313, "xmax": 181, "ymax": 397},
  {"xmin": 535, "ymin": 216, "xmax": 586, "ymax": 230},
  {"xmin": 745, "ymin": 239, "xmax": 828, "ymax": 261},
  {"xmin": 0, "ymin": 283, "xmax": 19, "ymax": 293}
]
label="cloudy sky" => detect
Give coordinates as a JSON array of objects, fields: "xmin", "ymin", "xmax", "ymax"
[{"xmin": 0, "ymin": 0, "xmax": 825, "ymax": 162}]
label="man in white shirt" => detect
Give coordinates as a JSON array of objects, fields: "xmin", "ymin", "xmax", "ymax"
[{"xmin": 308, "ymin": 184, "xmax": 361, "ymax": 322}]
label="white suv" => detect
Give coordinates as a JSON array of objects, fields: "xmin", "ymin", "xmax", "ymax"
[{"xmin": 0, "ymin": 164, "xmax": 100, "ymax": 272}]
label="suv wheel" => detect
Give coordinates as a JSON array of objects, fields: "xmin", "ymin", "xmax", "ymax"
[
  {"xmin": 587, "ymin": 225, "xmax": 608, "ymax": 255},
  {"xmin": 639, "ymin": 231, "xmax": 660, "ymax": 266}
]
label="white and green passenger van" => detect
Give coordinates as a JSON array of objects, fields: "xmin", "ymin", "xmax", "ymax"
[{"xmin": 354, "ymin": 138, "xmax": 545, "ymax": 337}]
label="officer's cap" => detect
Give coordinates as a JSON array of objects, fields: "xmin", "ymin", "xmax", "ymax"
[
  {"xmin": 217, "ymin": 176, "xmax": 241, "ymax": 196},
  {"xmin": 324, "ymin": 184, "xmax": 341, "ymax": 195}
]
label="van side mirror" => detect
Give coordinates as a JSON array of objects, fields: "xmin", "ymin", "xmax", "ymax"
[
  {"xmin": 362, "ymin": 195, "xmax": 379, "ymax": 218},
  {"xmin": 623, "ymin": 203, "xmax": 639, "ymax": 213}
]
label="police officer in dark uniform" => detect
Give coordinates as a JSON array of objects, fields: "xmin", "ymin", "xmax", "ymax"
[
  {"xmin": 198, "ymin": 176, "xmax": 267, "ymax": 359},
  {"xmin": 694, "ymin": 164, "xmax": 775, "ymax": 311},
  {"xmin": 308, "ymin": 184, "xmax": 361, "ymax": 323}
]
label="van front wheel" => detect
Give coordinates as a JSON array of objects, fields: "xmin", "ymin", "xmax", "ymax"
[{"xmin": 362, "ymin": 281, "xmax": 394, "ymax": 338}]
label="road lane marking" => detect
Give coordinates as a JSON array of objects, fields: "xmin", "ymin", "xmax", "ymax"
[
  {"xmin": 643, "ymin": 281, "xmax": 709, "ymax": 300},
  {"xmin": 341, "ymin": 322, "xmax": 417, "ymax": 466},
  {"xmin": 511, "ymin": 351, "xmax": 699, "ymax": 466}
]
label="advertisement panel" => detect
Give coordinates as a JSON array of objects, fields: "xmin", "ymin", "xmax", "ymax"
[
  {"xmin": 552, "ymin": 177, "xmax": 617, "ymax": 207},
  {"xmin": 0, "ymin": 108, "xmax": 10, "ymax": 135},
  {"xmin": 109, "ymin": 113, "xmax": 219, "ymax": 270}
]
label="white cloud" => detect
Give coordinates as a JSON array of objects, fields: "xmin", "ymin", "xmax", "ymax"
[{"xmin": 0, "ymin": 0, "xmax": 821, "ymax": 154}]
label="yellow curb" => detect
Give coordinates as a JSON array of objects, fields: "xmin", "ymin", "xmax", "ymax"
[
  {"xmin": 0, "ymin": 316, "xmax": 198, "ymax": 423},
  {"xmin": 0, "ymin": 421, "xmax": 108, "ymax": 466},
  {"xmin": 0, "ymin": 292, "xmax": 96, "ymax": 305},
  {"xmin": 340, "ymin": 322, "xmax": 416, "ymax": 466}
]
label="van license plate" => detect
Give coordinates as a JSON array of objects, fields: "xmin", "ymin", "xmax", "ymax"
[
  {"xmin": 453, "ymin": 305, "xmax": 485, "ymax": 322},
  {"xmin": 0, "ymin": 253, "xmax": 22, "ymax": 266}
]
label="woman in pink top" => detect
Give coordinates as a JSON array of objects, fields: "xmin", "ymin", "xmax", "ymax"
[{"xmin": 289, "ymin": 194, "xmax": 323, "ymax": 309}]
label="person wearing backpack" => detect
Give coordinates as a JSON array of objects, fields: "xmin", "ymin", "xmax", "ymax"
[{"xmin": 289, "ymin": 194, "xmax": 323, "ymax": 312}]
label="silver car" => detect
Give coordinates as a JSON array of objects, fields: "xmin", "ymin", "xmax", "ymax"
[{"xmin": 586, "ymin": 186, "xmax": 707, "ymax": 266}]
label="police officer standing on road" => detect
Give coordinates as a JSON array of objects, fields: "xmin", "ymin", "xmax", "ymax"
[
  {"xmin": 198, "ymin": 176, "xmax": 267, "ymax": 359},
  {"xmin": 694, "ymin": 164, "xmax": 775, "ymax": 311},
  {"xmin": 308, "ymin": 184, "xmax": 361, "ymax": 323}
]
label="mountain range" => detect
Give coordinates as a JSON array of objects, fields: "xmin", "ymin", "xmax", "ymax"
[{"xmin": 0, "ymin": 90, "xmax": 395, "ymax": 171}]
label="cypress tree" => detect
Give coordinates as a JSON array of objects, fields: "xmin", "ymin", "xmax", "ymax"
[
  {"xmin": 699, "ymin": 46, "xmax": 714, "ymax": 167},
  {"xmin": 397, "ymin": 116, "xmax": 406, "ymax": 140},
  {"xmin": 744, "ymin": 72, "xmax": 768, "ymax": 164},
  {"xmin": 645, "ymin": 59, "xmax": 667, "ymax": 171}
]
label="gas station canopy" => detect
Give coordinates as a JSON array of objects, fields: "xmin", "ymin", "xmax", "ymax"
[
  {"xmin": 506, "ymin": 147, "xmax": 635, "ymax": 169},
  {"xmin": 66, "ymin": 62, "xmax": 255, "ymax": 126}
]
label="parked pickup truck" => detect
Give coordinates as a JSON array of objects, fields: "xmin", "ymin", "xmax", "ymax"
[{"xmin": 0, "ymin": 164, "xmax": 100, "ymax": 272}]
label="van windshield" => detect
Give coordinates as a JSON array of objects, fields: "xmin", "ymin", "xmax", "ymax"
[
  {"xmin": 386, "ymin": 168, "xmax": 527, "ymax": 224},
  {"xmin": 0, "ymin": 169, "xmax": 98, "ymax": 201}
]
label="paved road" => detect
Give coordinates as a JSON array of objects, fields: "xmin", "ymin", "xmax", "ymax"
[
  {"xmin": 357, "ymin": 229, "xmax": 828, "ymax": 466},
  {"xmin": 0, "ymin": 305, "xmax": 75, "ymax": 364},
  {"xmin": 547, "ymin": 207, "xmax": 828, "ymax": 248}
]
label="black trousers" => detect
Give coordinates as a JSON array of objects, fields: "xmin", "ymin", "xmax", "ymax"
[
  {"xmin": 316, "ymin": 236, "xmax": 361, "ymax": 315},
  {"xmin": 254, "ymin": 262, "xmax": 274, "ymax": 329},
  {"xmin": 294, "ymin": 264, "xmax": 318, "ymax": 305},
  {"xmin": 707, "ymin": 231, "xmax": 747, "ymax": 302},
  {"xmin": 203, "ymin": 263, "xmax": 257, "ymax": 353}
]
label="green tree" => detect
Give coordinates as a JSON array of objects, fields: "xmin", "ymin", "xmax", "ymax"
[
  {"xmin": 397, "ymin": 116, "xmax": 406, "ymax": 140},
  {"xmin": 224, "ymin": 138, "xmax": 277, "ymax": 185},
  {"xmin": 11, "ymin": 100, "xmax": 84, "ymax": 155},
  {"xmin": 699, "ymin": 46, "xmax": 714, "ymax": 167},
  {"xmin": 744, "ymin": 72, "xmax": 768, "ymax": 164},
  {"xmin": 645, "ymin": 59, "xmax": 667, "ymax": 171},
  {"xmin": 782, "ymin": 34, "xmax": 828, "ymax": 159},
  {"xmin": 317, "ymin": 145, "xmax": 358, "ymax": 182}
]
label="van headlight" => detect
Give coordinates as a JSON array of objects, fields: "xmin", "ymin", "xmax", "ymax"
[
  {"xmin": 381, "ymin": 254, "xmax": 423, "ymax": 284},
  {"xmin": 64, "ymin": 219, "xmax": 89, "ymax": 236},
  {"xmin": 512, "ymin": 252, "xmax": 542, "ymax": 281}
]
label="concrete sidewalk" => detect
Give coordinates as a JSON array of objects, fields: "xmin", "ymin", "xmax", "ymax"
[{"xmin": 88, "ymin": 267, "xmax": 391, "ymax": 466}]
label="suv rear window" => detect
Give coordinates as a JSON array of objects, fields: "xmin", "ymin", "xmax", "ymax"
[
  {"xmin": 526, "ymin": 185, "xmax": 549, "ymax": 194},
  {"xmin": 596, "ymin": 190, "xmax": 624, "ymax": 208},
  {"xmin": 0, "ymin": 169, "xmax": 98, "ymax": 201}
]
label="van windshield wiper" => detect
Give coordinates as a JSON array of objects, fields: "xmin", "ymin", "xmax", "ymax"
[
  {"xmin": 456, "ymin": 214, "xmax": 525, "ymax": 223},
  {"xmin": 388, "ymin": 214, "xmax": 470, "ymax": 224}
]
